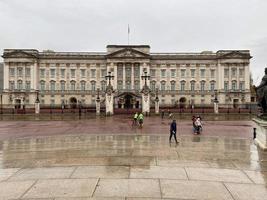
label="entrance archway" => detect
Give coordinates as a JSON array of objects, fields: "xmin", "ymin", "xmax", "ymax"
[
  {"xmin": 179, "ymin": 97, "xmax": 186, "ymax": 108},
  {"xmin": 125, "ymin": 94, "xmax": 133, "ymax": 109},
  {"xmin": 15, "ymin": 99, "xmax": 21, "ymax": 109},
  {"xmin": 69, "ymin": 97, "xmax": 77, "ymax": 108}
]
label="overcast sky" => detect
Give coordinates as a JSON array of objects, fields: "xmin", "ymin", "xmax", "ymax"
[{"xmin": 0, "ymin": 0, "xmax": 266, "ymax": 84}]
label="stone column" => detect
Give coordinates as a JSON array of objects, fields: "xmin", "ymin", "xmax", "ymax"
[
  {"xmin": 123, "ymin": 63, "xmax": 125, "ymax": 89},
  {"xmin": 214, "ymin": 101, "xmax": 219, "ymax": 114},
  {"xmin": 131, "ymin": 64, "xmax": 134, "ymax": 90},
  {"xmin": 155, "ymin": 98, "xmax": 159, "ymax": 115},
  {"xmin": 105, "ymin": 92, "xmax": 114, "ymax": 115},
  {"xmin": 3, "ymin": 62, "xmax": 9, "ymax": 90},
  {"xmin": 35, "ymin": 101, "xmax": 40, "ymax": 114},
  {"xmin": 96, "ymin": 98, "xmax": 100, "ymax": 115},
  {"xmin": 142, "ymin": 92, "xmax": 150, "ymax": 114}
]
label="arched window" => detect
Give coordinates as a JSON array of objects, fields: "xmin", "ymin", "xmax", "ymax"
[
  {"xmin": 210, "ymin": 81, "xmax": 216, "ymax": 91},
  {"xmin": 17, "ymin": 80, "xmax": 23, "ymax": 90},
  {"xmin": 91, "ymin": 81, "xmax": 96, "ymax": 91},
  {"xmin": 101, "ymin": 81, "xmax": 106, "ymax": 91},
  {"xmin": 160, "ymin": 81, "xmax": 166, "ymax": 91},
  {"xmin": 180, "ymin": 81, "xmax": 186, "ymax": 91},
  {"xmin": 200, "ymin": 81, "xmax": 205, "ymax": 91},
  {"xmin": 40, "ymin": 81, "xmax": 45, "ymax": 91},
  {"xmin": 232, "ymin": 81, "xmax": 237, "ymax": 90},
  {"xmin": 60, "ymin": 81, "xmax": 65, "ymax": 91},
  {"xmin": 70, "ymin": 81, "xmax": 76, "ymax": 91},
  {"xmin": 50, "ymin": 81, "xmax": 56, "ymax": 91},
  {"xmin": 170, "ymin": 81, "xmax": 176, "ymax": 91},
  {"xmin": 150, "ymin": 81, "xmax": 156, "ymax": 91},
  {"xmin": 190, "ymin": 81, "xmax": 195, "ymax": 91}
]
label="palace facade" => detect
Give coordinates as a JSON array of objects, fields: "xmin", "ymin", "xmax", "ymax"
[{"xmin": 1, "ymin": 45, "xmax": 252, "ymax": 109}]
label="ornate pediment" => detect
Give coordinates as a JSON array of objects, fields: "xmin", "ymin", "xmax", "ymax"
[
  {"xmin": 218, "ymin": 51, "xmax": 251, "ymax": 59},
  {"xmin": 2, "ymin": 50, "xmax": 38, "ymax": 59},
  {"xmin": 106, "ymin": 48, "xmax": 150, "ymax": 59}
]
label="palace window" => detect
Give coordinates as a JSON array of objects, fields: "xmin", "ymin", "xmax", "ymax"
[
  {"xmin": 40, "ymin": 81, "xmax": 45, "ymax": 91},
  {"xmin": 26, "ymin": 68, "xmax": 31, "ymax": 77},
  {"xmin": 91, "ymin": 69, "xmax": 96, "ymax": 78},
  {"xmin": 171, "ymin": 69, "xmax": 176, "ymax": 78},
  {"xmin": 231, "ymin": 68, "xmax": 237, "ymax": 77},
  {"xmin": 134, "ymin": 81, "xmax": 140, "ymax": 90},
  {"xmin": 190, "ymin": 69, "xmax": 195, "ymax": 77},
  {"xmin": 224, "ymin": 69, "xmax": 229, "ymax": 77},
  {"xmin": 150, "ymin": 69, "xmax": 156, "ymax": 77},
  {"xmin": 224, "ymin": 81, "xmax": 229, "ymax": 91},
  {"xmin": 60, "ymin": 81, "xmax": 65, "ymax": 91},
  {"xmin": 40, "ymin": 69, "xmax": 45, "ymax": 78},
  {"xmin": 200, "ymin": 69, "xmax": 206, "ymax": 78},
  {"xmin": 25, "ymin": 81, "xmax": 31, "ymax": 91},
  {"xmin": 160, "ymin": 81, "xmax": 166, "ymax": 91},
  {"xmin": 117, "ymin": 81, "xmax": 123, "ymax": 90},
  {"xmin": 190, "ymin": 81, "xmax": 195, "ymax": 91},
  {"xmin": 150, "ymin": 81, "xmax": 156, "ymax": 91},
  {"xmin": 17, "ymin": 80, "xmax": 23, "ymax": 90},
  {"xmin": 240, "ymin": 81, "xmax": 245, "ymax": 90},
  {"xmin": 210, "ymin": 69, "xmax": 215, "ymax": 78},
  {"xmin": 91, "ymin": 81, "xmax": 96, "ymax": 91},
  {"xmin": 126, "ymin": 81, "xmax": 131, "ymax": 90},
  {"xmin": 81, "ymin": 81, "xmax": 86, "ymax": 91},
  {"xmin": 180, "ymin": 81, "xmax": 185, "ymax": 91},
  {"xmin": 9, "ymin": 68, "xmax": 15, "ymax": 76},
  {"xmin": 50, "ymin": 81, "xmax": 56, "ymax": 91},
  {"xmin": 232, "ymin": 81, "xmax": 237, "ymax": 90},
  {"xmin": 60, "ymin": 69, "xmax": 65, "ymax": 78},
  {"xmin": 126, "ymin": 67, "xmax": 131, "ymax": 77},
  {"xmin": 181, "ymin": 69, "xmax": 186, "ymax": 77},
  {"xmin": 17, "ymin": 67, "xmax": 23, "ymax": 77},
  {"xmin": 239, "ymin": 69, "xmax": 244, "ymax": 76},
  {"xmin": 9, "ymin": 81, "xmax": 14, "ymax": 90},
  {"xmin": 101, "ymin": 69, "xmax": 107, "ymax": 78},
  {"xmin": 134, "ymin": 66, "xmax": 139, "ymax": 78},
  {"xmin": 161, "ymin": 69, "xmax": 166, "ymax": 78},
  {"xmin": 50, "ymin": 69, "xmax": 55, "ymax": 78},
  {"xmin": 200, "ymin": 81, "xmax": 205, "ymax": 91},
  {"xmin": 70, "ymin": 81, "xmax": 76, "ymax": 90},
  {"xmin": 71, "ymin": 69, "xmax": 76, "ymax": 78},
  {"xmin": 80, "ymin": 69, "xmax": 86, "ymax": 78},
  {"xmin": 210, "ymin": 81, "xmax": 215, "ymax": 91},
  {"xmin": 101, "ymin": 81, "xmax": 106, "ymax": 91},
  {"xmin": 171, "ymin": 81, "xmax": 175, "ymax": 91}
]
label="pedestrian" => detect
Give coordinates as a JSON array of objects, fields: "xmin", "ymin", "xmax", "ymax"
[
  {"xmin": 133, "ymin": 112, "xmax": 138, "ymax": 126},
  {"xmin": 169, "ymin": 119, "xmax": 178, "ymax": 144},
  {"xmin": 161, "ymin": 110, "xmax": 165, "ymax": 119},
  {"xmin": 192, "ymin": 115, "xmax": 197, "ymax": 134},
  {"xmin": 138, "ymin": 112, "xmax": 144, "ymax": 128},
  {"xmin": 195, "ymin": 116, "xmax": 202, "ymax": 134}
]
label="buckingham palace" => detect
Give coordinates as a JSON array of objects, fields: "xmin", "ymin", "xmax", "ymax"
[{"xmin": 1, "ymin": 45, "xmax": 252, "ymax": 110}]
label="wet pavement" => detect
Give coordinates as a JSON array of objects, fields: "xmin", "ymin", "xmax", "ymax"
[{"xmin": 0, "ymin": 115, "xmax": 266, "ymax": 200}]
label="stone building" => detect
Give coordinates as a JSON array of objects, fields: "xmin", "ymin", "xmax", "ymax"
[{"xmin": 1, "ymin": 45, "xmax": 251, "ymax": 109}]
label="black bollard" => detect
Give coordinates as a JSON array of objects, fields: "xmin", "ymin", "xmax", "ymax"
[{"xmin": 253, "ymin": 128, "xmax": 257, "ymax": 139}]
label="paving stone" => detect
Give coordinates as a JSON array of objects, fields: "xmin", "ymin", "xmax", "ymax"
[
  {"xmin": 9, "ymin": 167, "xmax": 75, "ymax": 181},
  {"xmin": 225, "ymin": 183, "xmax": 267, "ymax": 200},
  {"xmin": 160, "ymin": 179, "xmax": 233, "ymax": 200},
  {"xmin": 243, "ymin": 170, "xmax": 267, "ymax": 184},
  {"xmin": 0, "ymin": 180, "xmax": 35, "ymax": 199},
  {"xmin": 22, "ymin": 179, "xmax": 98, "ymax": 198},
  {"xmin": 94, "ymin": 179, "xmax": 161, "ymax": 198},
  {"xmin": 55, "ymin": 198, "xmax": 124, "ymax": 200},
  {"xmin": 186, "ymin": 167, "xmax": 252, "ymax": 183},
  {"xmin": 157, "ymin": 159, "xmax": 210, "ymax": 168},
  {"xmin": 130, "ymin": 166, "xmax": 187, "ymax": 180},
  {"xmin": 0, "ymin": 168, "xmax": 20, "ymax": 181},
  {"xmin": 72, "ymin": 166, "xmax": 130, "ymax": 178}
]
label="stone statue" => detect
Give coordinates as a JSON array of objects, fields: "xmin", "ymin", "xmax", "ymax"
[{"xmin": 256, "ymin": 68, "xmax": 267, "ymax": 115}]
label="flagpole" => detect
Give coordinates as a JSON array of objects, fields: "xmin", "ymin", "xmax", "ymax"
[{"xmin": 128, "ymin": 24, "xmax": 130, "ymax": 45}]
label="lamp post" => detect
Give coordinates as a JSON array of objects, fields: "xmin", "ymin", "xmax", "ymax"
[
  {"xmin": 214, "ymin": 89, "xmax": 219, "ymax": 114},
  {"xmin": 35, "ymin": 90, "xmax": 40, "ymax": 114},
  {"xmin": 105, "ymin": 71, "xmax": 114, "ymax": 86},
  {"xmin": 141, "ymin": 71, "xmax": 150, "ymax": 88},
  {"xmin": 105, "ymin": 71, "xmax": 115, "ymax": 115},
  {"xmin": 0, "ymin": 93, "xmax": 2, "ymax": 114},
  {"xmin": 141, "ymin": 70, "xmax": 151, "ymax": 115},
  {"xmin": 96, "ymin": 88, "xmax": 101, "ymax": 115},
  {"xmin": 154, "ymin": 88, "xmax": 160, "ymax": 114}
]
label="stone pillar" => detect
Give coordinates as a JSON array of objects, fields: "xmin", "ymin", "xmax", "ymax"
[
  {"xmin": 105, "ymin": 92, "xmax": 114, "ymax": 115},
  {"xmin": 214, "ymin": 101, "xmax": 219, "ymax": 114},
  {"xmin": 155, "ymin": 98, "xmax": 159, "ymax": 115},
  {"xmin": 35, "ymin": 102, "xmax": 40, "ymax": 114},
  {"xmin": 142, "ymin": 93, "xmax": 150, "ymax": 114},
  {"xmin": 3, "ymin": 62, "xmax": 9, "ymax": 90},
  {"xmin": 253, "ymin": 118, "xmax": 267, "ymax": 150},
  {"xmin": 96, "ymin": 98, "xmax": 100, "ymax": 115}
]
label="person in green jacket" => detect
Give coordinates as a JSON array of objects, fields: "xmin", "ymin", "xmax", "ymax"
[
  {"xmin": 132, "ymin": 112, "xmax": 138, "ymax": 126},
  {"xmin": 137, "ymin": 112, "xmax": 144, "ymax": 128}
]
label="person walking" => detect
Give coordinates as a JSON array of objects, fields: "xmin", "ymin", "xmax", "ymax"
[
  {"xmin": 132, "ymin": 112, "xmax": 138, "ymax": 126},
  {"xmin": 138, "ymin": 112, "xmax": 144, "ymax": 128},
  {"xmin": 169, "ymin": 119, "xmax": 178, "ymax": 144}
]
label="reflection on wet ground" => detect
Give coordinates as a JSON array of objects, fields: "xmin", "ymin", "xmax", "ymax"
[{"xmin": 0, "ymin": 134, "xmax": 267, "ymax": 199}]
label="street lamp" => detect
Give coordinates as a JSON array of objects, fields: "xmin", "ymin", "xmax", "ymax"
[{"xmin": 141, "ymin": 71, "xmax": 150, "ymax": 87}]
